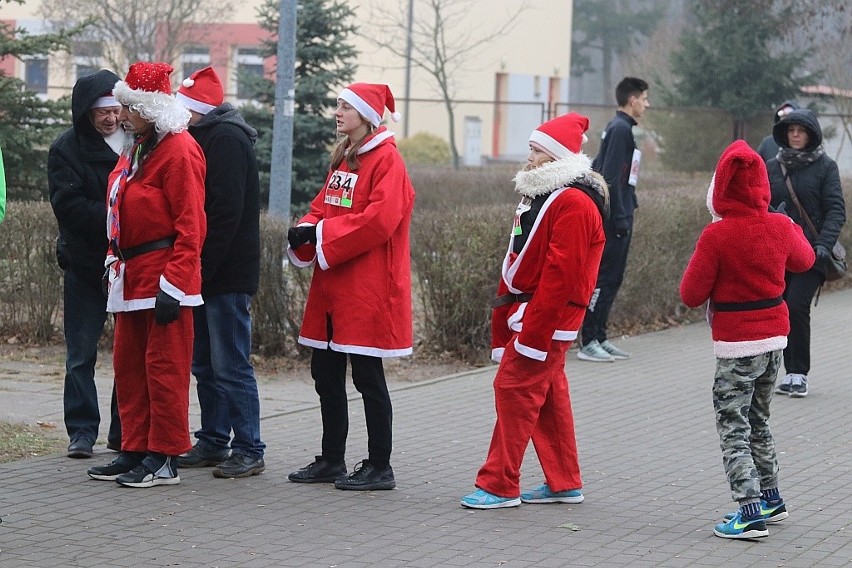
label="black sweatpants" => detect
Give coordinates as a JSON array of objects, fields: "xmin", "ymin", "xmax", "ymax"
[{"xmin": 581, "ymin": 217, "xmax": 633, "ymax": 345}]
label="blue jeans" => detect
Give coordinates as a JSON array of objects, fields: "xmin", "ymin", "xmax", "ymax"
[
  {"xmin": 192, "ymin": 293, "xmax": 265, "ymax": 459},
  {"xmin": 62, "ymin": 267, "xmax": 121, "ymax": 446}
]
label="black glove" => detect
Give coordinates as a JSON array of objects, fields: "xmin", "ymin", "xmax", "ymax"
[
  {"xmin": 154, "ymin": 290, "xmax": 181, "ymax": 325},
  {"xmin": 815, "ymin": 244, "xmax": 832, "ymax": 266},
  {"xmin": 287, "ymin": 225, "xmax": 317, "ymax": 249},
  {"xmin": 102, "ymin": 268, "xmax": 110, "ymax": 298},
  {"xmin": 770, "ymin": 201, "xmax": 788, "ymax": 216},
  {"xmin": 614, "ymin": 218, "xmax": 631, "ymax": 239}
]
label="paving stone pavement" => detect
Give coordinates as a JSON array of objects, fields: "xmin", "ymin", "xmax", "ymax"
[{"xmin": 1, "ymin": 289, "xmax": 851, "ymax": 567}]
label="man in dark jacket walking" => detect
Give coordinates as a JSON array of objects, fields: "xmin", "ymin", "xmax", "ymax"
[
  {"xmin": 49, "ymin": 69, "xmax": 126, "ymax": 458},
  {"xmin": 578, "ymin": 77, "xmax": 649, "ymax": 363},
  {"xmin": 174, "ymin": 66, "xmax": 266, "ymax": 478}
]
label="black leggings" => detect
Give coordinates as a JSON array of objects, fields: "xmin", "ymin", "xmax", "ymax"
[{"xmin": 311, "ymin": 348, "xmax": 393, "ymax": 467}]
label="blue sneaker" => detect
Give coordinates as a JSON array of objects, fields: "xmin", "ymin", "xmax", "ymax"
[
  {"xmin": 714, "ymin": 511, "xmax": 768, "ymax": 539},
  {"xmin": 460, "ymin": 489, "xmax": 521, "ymax": 509},
  {"xmin": 723, "ymin": 500, "xmax": 788, "ymax": 523},
  {"xmin": 520, "ymin": 484, "xmax": 584, "ymax": 504}
]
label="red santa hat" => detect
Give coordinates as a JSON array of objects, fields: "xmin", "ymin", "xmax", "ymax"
[
  {"xmin": 113, "ymin": 61, "xmax": 189, "ymax": 133},
  {"xmin": 529, "ymin": 113, "xmax": 590, "ymax": 160},
  {"xmin": 338, "ymin": 82, "xmax": 401, "ymax": 127},
  {"xmin": 176, "ymin": 66, "xmax": 224, "ymax": 115}
]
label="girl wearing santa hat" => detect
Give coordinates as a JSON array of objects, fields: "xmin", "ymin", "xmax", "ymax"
[
  {"xmin": 86, "ymin": 61, "xmax": 207, "ymax": 488},
  {"xmin": 286, "ymin": 83, "xmax": 415, "ymax": 491},
  {"xmin": 461, "ymin": 113, "xmax": 609, "ymax": 509}
]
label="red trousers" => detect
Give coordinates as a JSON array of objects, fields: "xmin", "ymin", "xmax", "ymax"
[
  {"xmin": 113, "ymin": 309, "xmax": 193, "ymax": 456},
  {"xmin": 475, "ymin": 338, "xmax": 582, "ymax": 497}
]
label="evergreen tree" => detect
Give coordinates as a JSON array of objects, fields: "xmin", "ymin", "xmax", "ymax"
[
  {"xmin": 0, "ymin": 0, "xmax": 82, "ymax": 200},
  {"xmin": 571, "ymin": 0, "xmax": 664, "ymax": 100},
  {"xmin": 249, "ymin": 0, "xmax": 357, "ymax": 210},
  {"xmin": 666, "ymin": 0, "xmax": 814, "ymax": 139}
]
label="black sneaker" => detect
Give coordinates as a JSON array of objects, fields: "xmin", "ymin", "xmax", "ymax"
[
  {"xmin": 87, "ymin": 452, "xmax": 145, "ymax": 481},
  {"xmin": 116, "ymin": 455, "xmax": 180, "ymax": 488},
  {"xmin": 334, "ymin": 460, "xmax": 396, "ymax": 491},
  {"xmin": 212, "ymin": 454, "xmax": 265, "ymax": 478},
  {"xmin": 67, "ymin": 438, "xmax": 94, "ymax": 459},
  {"xmin": 177, "ymin": 443, "xmax": 230, "ymax": 468},
  {"xmin": 288, "ymin": 456, "xmax": 347, "ymax": 483}
]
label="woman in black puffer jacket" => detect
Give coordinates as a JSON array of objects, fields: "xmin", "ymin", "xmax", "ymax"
[{"xmin": 767, "ymin": 109, "xmax": 846, "ymax": 398}]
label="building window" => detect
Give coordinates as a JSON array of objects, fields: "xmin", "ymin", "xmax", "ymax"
[
  {"xmin": 181, "ymin": 46, "xmax": 210, "ymax": 80},
  {"xmin": 74, "ymin": 41, "xmax": 103, "ymax": 80},
  {"xmin": 234, "ymin": 47, "xmax": 264, "ymax": 100},
  {"xmin": 25, "ymin": 57, "xmax": 49, "ymax": 94}
]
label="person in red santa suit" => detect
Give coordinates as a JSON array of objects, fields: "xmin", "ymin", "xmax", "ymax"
[
  {"xmin": 461, "ymin": 113, "xmax": 609, "ymax": 509},
  {"xmin": 286, "ymin": 83, "xmax": 415, "ymax": 491},
  {"xmin": 680, "ymin": 141, "xmax": 813, "ymax": 539},
  {"xmin": 86, "ymin": 61, "xmax": 207, "ymax": 488}
]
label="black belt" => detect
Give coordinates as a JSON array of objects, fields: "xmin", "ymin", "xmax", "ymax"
[
  {"xmin": 489, "ymin": 293, "xmax": 533, "ymax": 308},
  {"xmin": 712, "ymin": 295, "xmax": 784, "ymax": 312},
  {"xmin": 115, "ymin": 236, "xmax": 176, "ymax": 261}
]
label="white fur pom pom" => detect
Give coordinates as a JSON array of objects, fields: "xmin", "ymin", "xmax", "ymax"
[
  {"xmin": 391, "ymin": 111, "xmax": 402, "ymax": 122},
  {"xmin": 182, "ymin": 78, "xmax": 194, "ymax": 88}
]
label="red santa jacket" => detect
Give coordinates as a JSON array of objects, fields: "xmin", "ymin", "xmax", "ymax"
[
  {"xmin": 491, "ymin": 156, "xmax": 606, "ymax": 362},
  {"xmin": 288, "ymin": 127, "xmax": 415, "ymax": 357},
  {"xmin": 105, "ymin": 131, "xmax": 207, "ymax": 312},
  {"xmin": 680, "ymin": 140, "xmax": 814, "ymax": 358}
]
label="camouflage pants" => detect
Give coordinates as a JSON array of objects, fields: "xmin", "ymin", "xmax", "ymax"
[{"xmin": 713, "ymin": 350, "xmax": 782, "ymax": 502}]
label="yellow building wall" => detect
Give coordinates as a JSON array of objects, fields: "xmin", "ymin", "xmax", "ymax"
[{"xmin": 5, "ymin": 0, "xmax": 574, "ymax": 157}]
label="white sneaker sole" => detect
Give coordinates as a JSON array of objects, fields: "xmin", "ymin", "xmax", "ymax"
[
  {"xmin": 577, "ymin": 351, "xmax": 614, "ymax": 362},
  {"xmin": 521, "ymin": 495, "xmax": 584, "ymax": 504},
  {"xmin": 460, "ymin": 497, "xmax": 521, "ymax": 509},
  {"xmin": 116, "ymin": 475, "xmax": 181, "ymax": 488}
]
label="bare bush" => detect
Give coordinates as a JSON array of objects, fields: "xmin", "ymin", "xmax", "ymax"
[
  {"xmin": 252, "ymin": 215, "xmax": 311, "ymax": 357},
  {"xmin": 0, "ymin": 201, "xmax": 63, "ymax": 342},
  {"xmin": 411, "ymin": 205, "xmax": 508, "ymax": 362}
]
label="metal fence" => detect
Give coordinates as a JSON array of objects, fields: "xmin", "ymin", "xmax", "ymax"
[{"xmin": 395, "ymin": 97, "xmax": 852, "ymax": 175}]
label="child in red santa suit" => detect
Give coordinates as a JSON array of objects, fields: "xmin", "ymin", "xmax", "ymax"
[
  {"xmin": 461, "ymin": 113, "xmax": 609, "ymax": 509},
  {"xmin": 286, "ymin": 83, "xmax": 415, "ymax": 491},
  {"xmin": 680, "ymin": 140, "xmax": 814, "ymax": 538},
  {"xmin": 86, "ymin": 61, "xmax": 206, "ymax": 488}
]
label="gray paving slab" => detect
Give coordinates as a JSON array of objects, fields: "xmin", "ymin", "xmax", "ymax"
[{"xmin": 1, "ymin": 289, "xmax": 851, "ymax": 567}]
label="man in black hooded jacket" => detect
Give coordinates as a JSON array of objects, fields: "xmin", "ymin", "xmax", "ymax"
[
  {"xmin": 174, "ymin": 66, "xmax": 266, "ymax": 478},
  {"xmin": 48, "ymin": 69, "xmax": 126, "ymax": 458}
]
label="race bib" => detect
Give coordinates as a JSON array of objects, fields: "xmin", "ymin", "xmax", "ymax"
[
  {"xmin": 628, "ymin": 149, "xmax": 642, "ymax": 186},
  {"xmin": 324, "ymin": 170, "xmax": 359, "ymax": 208}
]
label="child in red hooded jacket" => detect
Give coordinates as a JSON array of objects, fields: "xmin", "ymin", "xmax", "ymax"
[{"xmin": 680, "ymin": 140, "xmax": 813, "ymax": 539}]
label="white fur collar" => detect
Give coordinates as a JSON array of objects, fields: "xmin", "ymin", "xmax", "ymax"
[{"xmin": 513, "ymin": 152, "xmax": 592, "ymax": 197}]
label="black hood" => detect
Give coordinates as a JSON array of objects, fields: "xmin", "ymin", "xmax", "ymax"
[
  {"xmin": 773, "ymin": 108, "xmax": 822, "ymax": 151},
  {"xmin": 192, "ymin": 103, "xmax": 258, "ymax": 144},
  {"xmin": 71, "ymin": 69, "xmax": 120, "ymax": 137}
]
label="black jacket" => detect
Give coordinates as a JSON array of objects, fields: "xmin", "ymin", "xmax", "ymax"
[
  {"xmin": 188, "ymin": 104, "xmax": 261, "ymax": 297},
  {"xmin": 48, "ymin": 70, "xmax": 121, "ymax": 278},
  {"xmin": 592, "ymin": 110, "xmax": 638, "ymax": 228},
  {"xmin": 767, "ymin": 109, "xmax": 846, "ymax": 258}
]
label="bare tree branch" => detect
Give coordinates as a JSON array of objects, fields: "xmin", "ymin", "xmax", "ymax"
[
  {"xmin": 39, "ymin": 0, "xmax": 233, "ymax": 72},
  {"xmin": 365, "ymin": 0, "xmax": 529, "ymax": 168}
]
